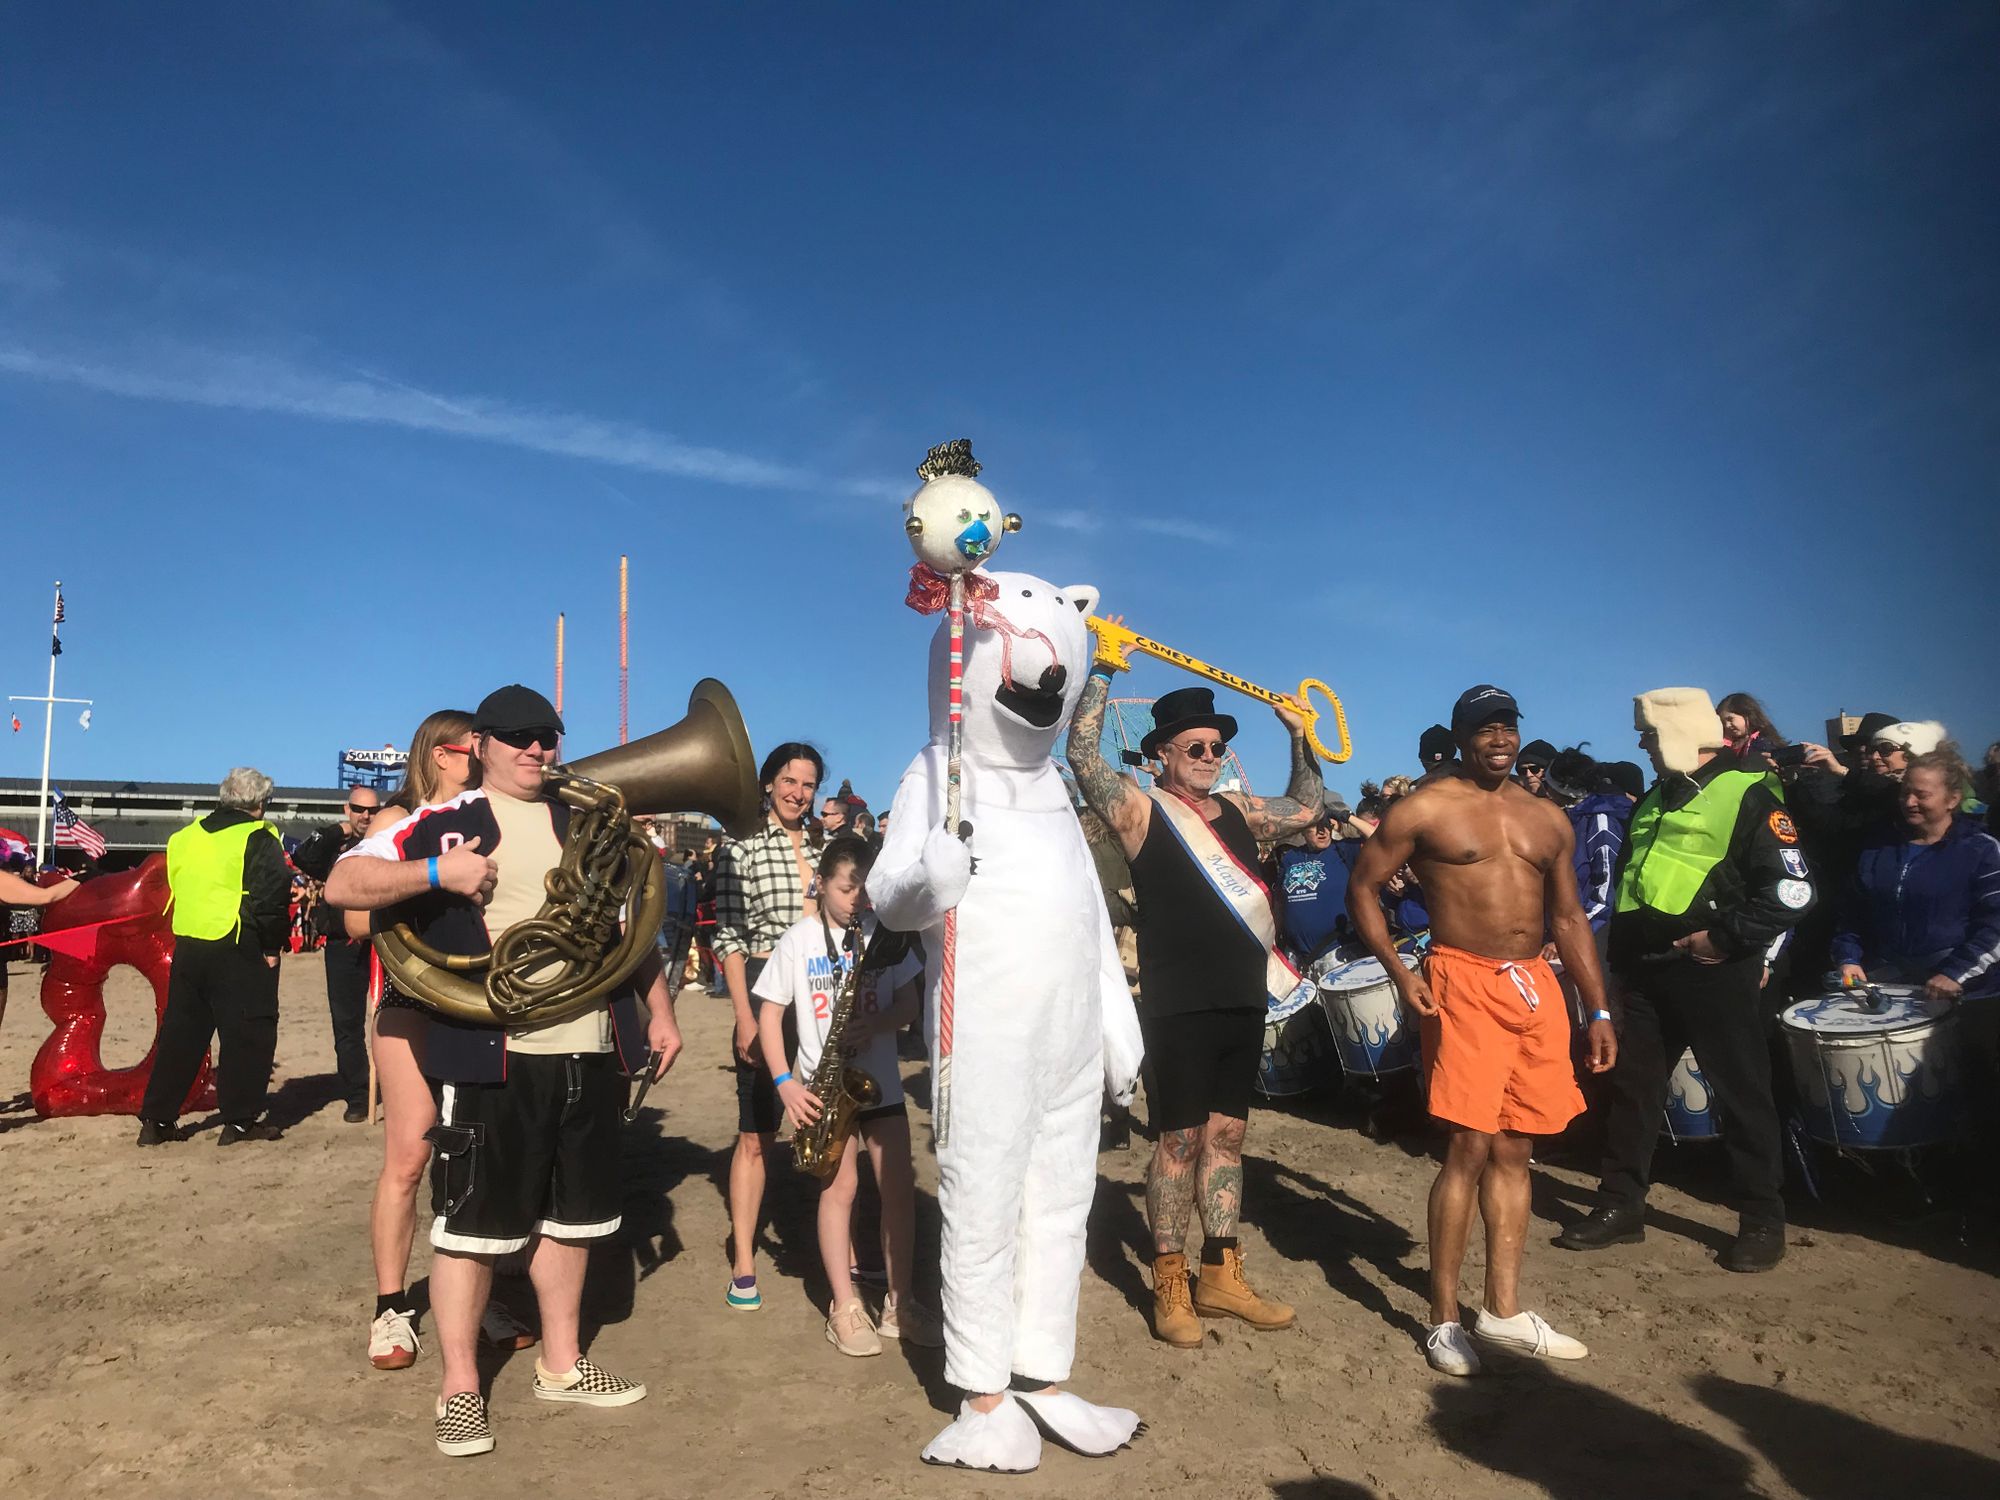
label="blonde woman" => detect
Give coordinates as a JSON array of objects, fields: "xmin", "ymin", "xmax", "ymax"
[{"xmin": 355, "ymin": 712, "xmax": 534, "ymax": 1369}]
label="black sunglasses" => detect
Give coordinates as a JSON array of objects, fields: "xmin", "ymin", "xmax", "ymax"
[
  {"xmin": 490, "ymin": 726, "xmax": 560, "ymax": 751},
  {"xmin": 1172, "ymin": 739, "xmax": 1229, "ymax": 760},
  {"xmin": 346, "ymin": 804, "xmax": 380, "ymax": 815}
]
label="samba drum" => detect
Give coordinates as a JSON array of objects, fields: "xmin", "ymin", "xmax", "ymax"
[
  {"xmin": 1781, "ymin": 986, "xmax": 1962, "ymax": 1150},
  {"xmin": 1661, "ymin": 1049, "xmax": 1719, "ymax": 1141},
  {"xmin": 1317, "ymin": 954, "xmax": 1422, "ymax": 1079},
  {"xmin": 1255, "ymin": 981, "xmax": 1335, "ymax": 1098}
]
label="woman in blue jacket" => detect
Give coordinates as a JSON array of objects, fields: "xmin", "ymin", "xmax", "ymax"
[{"xmin": 1832, "ymin": 748, "xmax": 2000, "ymax": 1005}]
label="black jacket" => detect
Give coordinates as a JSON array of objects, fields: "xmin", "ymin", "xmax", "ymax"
[
  {"xmin": 1609, "ymin": 758, "xmax": 1816, "ymax": 973},
  {"xmin": 290, "ymin": 820, "xmax": 363, "ymax": 940},
  {"xmin": 197, "ymin": 807, "xmax": 293, "ymax": 956}
]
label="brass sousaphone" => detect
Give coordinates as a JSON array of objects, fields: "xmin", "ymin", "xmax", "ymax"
[{"xmin": 375, "ymin": 678, "xmax": 763, "ymax": 1027}]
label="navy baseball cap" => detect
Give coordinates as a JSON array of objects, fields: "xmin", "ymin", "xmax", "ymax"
[{"xmin": 1451, "ymin": 685, "xmax": 1520, "ymax": 738}]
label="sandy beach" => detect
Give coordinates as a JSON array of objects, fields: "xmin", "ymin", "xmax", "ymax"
[{"xmin": 2, "ymin": 952, "xmax": 1997, "ymax": 1500}]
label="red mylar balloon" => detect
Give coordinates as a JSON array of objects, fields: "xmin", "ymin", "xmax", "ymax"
[{"xmin": 28, "ymin": 855, "xmax": 215, "ymax": 1118}]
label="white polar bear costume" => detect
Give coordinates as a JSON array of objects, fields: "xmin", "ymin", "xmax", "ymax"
[{"xmin": 869, "ymin": 567, "xmax": 1145, "ymax": 1473}]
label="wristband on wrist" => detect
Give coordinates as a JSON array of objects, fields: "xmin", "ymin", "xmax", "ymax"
[
  {"xmin": 427, "ymin": 856, "xmax": 440, "ymax": 890},
  {"xmin": 1589, "ymin": 1009, "xmax": 1612, "ymax": 1023},
  {"xmin": 771, "ymin": 1071, "xmax": 793, "ymax": 1088}
]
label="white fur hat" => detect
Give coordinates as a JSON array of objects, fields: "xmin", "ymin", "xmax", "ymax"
[
  {"xmin": 1634, "ymin": 687, "xmax": 1726, "ymax": 775},
  {"xmin": 1873, "ymin": 720, "xmax": 1947, "ymax": 757}
]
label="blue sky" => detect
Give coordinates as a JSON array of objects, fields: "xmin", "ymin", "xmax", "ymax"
[{"xmin": 3, "ymin": 2, "xmax": 1995, "ymax": 810}]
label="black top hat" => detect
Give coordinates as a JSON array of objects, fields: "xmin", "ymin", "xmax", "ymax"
[
  {"xmin": 1141, "ymin": 687, "xmax": 1239, "ymax": 759},
  {"xmin": 1839, "ymin": 712, "xmax": 1901, "ymax": 751}
]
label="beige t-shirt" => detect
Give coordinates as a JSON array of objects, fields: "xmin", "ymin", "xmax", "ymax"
[{"xmin": 485, "ymin": 790, "xmax": 611, "ymax": 1055}]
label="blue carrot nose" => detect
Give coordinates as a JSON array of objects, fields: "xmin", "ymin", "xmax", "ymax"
[{"xmin": 954, "ymin": 518, "xmax": 994, "ymax": 561}]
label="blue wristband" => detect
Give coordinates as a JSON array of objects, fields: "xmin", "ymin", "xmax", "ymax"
[
  {"xmin": 427, "ymin": 856, "xmax": 440, "ymax": 890},
  {"xmin": 771, "ymin": 1071, "xmax": 793, "ymax": 1088},
  {"xmin": 1589, "ymin": 1009, "xmax": 1612, "ymax": 1023}
]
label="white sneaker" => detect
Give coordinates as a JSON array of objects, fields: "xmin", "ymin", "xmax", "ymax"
[
  {"xmin": 1473, "ymin": 1308, "xmax": 1589, "ymax": 1360},
  {"xmin": 1424, "ymin": 1321, "xmax": 1482, "ymax": 1376},
  {"xmin": 370, "ymin": 1308, "xmax": 420, "ymax": 1371}
]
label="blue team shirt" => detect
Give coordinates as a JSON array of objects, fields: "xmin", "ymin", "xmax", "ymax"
[{"xmin": 1278, "ymin": 843, "xmax": 1359, "ymax": 961}]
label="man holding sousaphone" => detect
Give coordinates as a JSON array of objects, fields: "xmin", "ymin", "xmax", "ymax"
[
  {"xmin": 1068, "ymin": 622, "xmax": 1328, "ymax": 1349},
  {"xmin": 326, "ymin": 684, "xmax": 685, "ymax": 1458}
]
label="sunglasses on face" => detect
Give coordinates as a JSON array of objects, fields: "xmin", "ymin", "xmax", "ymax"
[
  {"xmin": 1866, "ymin": 743, "xmax": 1905, "ymax": 758},
  {"xmin": 1519, "ymin": 764, "xmax": 1546, "ymax": 775},
  {"xmin": 1172, "ymin": 740, "xmax": 1229, "ymax": 760},
  {"xmin": 490, "ymin": 727, "xmax": 560, "ymax": 751},
  {"xmin": 438, "ymin": 743, "xmax": 472, "ymax": 756},
  {"xmin": 347, "ymin": 805, "xmax": 378, "ymax": 816}
]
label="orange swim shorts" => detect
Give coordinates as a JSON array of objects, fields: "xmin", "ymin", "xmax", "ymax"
[{"xmin": 1420, "ymin": 943, "xmax": 1584, "ymax": 1136}]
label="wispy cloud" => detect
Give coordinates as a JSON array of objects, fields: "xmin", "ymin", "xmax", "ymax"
[
  {"xmin": 0, "ymin": 340, "xmax": 892, "ymax": 497},
  {"xmin": 1040, "ymin": 508, "xmax": 1104, "ymax": 534},
  {"xmin": 1135, "ymin": 516, "xmax": 1232, "ymax": 546}
]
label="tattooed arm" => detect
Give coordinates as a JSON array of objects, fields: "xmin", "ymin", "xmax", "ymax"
[
  {"xmin": 1225, "ymin": 697, "xmax": 1327, "ymax": 841},
  {"xmin": 1068, "ymin": 663, "xmax": 1152, "ymax": 860}
]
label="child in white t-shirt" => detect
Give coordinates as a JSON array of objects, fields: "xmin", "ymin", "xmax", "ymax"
[{"xmin": 754, "ymin": 837, "xmax": 940, "ymax": 1357}]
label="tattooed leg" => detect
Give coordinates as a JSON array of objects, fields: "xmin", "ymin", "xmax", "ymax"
[
  {"xmin": 1147, "ymin": 1127, "xmax": 1201, "ymax": 1254},
  {"xmin": 1195, "ymin": 1114, "xmax": 1247, "ymax": 1239}
]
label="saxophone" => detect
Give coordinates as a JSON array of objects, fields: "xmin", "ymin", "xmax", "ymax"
[{"xmin": 791, "ymin": 919, "xmax": 884, "ymax": 1181}]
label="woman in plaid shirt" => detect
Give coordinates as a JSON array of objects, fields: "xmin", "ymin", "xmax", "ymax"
[{"xmin": 715, "ymin": 741, "xmax": 824, "ymax": 1310}]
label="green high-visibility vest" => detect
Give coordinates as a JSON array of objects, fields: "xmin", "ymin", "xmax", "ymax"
[
  {"xmin": 165, "ymin": 817, "xmax": 280, "ymax": 940},
  {"xmin": 1615, "ymin": 768, "xmax": 1779, "ymax": 918}
]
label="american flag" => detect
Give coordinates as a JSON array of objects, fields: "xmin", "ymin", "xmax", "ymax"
[{"xmin": 52, "ymin": 789, "xmax": 106, "ymax": 859}]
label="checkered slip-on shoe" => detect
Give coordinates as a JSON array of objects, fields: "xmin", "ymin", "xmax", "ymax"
[
  {"xmin": 531, "ymin": 1357, "xmax": 648, "ymax": 1407},
  {"xmin": 435, "ymin": 1392, "xmax": 495, "ymax": 1456}
]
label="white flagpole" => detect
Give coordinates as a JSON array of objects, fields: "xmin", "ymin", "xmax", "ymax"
[{"xmin": 35, "ymin": 582, "xmax": 60, "ymax": 866}]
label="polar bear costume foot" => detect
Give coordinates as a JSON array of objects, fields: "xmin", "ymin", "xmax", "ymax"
[
  {"xmin": 921, "ymin": 1394, "xmax": 1043, "ymax": 1472},
  {"xmin": 1014, "ymin": 1389, "xmax": 1144, "ymax": 1456}
]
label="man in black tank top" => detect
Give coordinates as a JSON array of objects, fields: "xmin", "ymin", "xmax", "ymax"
[{"xmin": 1069, "ymin": 634, "xmax": 1328, "ymax": 1350}]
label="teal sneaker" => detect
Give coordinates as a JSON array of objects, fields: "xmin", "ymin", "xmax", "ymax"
[{"xmin": 725, "ymin": 1275, "xmax": 761, "ymax": 1311}]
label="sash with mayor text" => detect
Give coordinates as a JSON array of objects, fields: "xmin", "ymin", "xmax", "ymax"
[{"xmin": 1147, "ymin": 789, "xmax": 1312, "ymax": 1012}]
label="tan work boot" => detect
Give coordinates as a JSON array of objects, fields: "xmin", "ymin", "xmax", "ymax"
[
  {"xmin": 1150, "ymin": 1253, "xmax": 1202, "ymax": 1348},
  {"xmin": 1192, "ymin": 1246, "xmax": 1295, "ymax": 1330}
]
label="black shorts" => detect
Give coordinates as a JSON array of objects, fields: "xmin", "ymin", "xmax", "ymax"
[
  {"xmin": 736, "ymin": 957, "xmax": 799, "ymax": 1135},
  {"xmin": 1140, "ymin": 1006, "xmax": 1265, "ymax": 1132},
  {"xmin": 428, "ymin": 1050, "xmax": 624, "ymax": 1254}
]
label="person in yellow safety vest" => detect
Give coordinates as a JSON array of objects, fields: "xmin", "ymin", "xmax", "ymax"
[
  {"xmin": 136, "ymin": 767, "xmax": 293, "ymax": 1147},
  {"xmin": 1557, "ymin": 688, "xmax": 1814, "ymax": 1273}
]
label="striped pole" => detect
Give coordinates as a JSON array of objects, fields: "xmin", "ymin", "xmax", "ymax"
[
  {"xmin": 554, "ymin": 612, "xmax": 566, "ymax": 715},
  {"xmin": 934, "ymin": 570, "xmax": 966, "ymax": 1148}
]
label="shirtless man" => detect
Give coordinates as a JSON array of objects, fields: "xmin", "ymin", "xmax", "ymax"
[{"xmin": 1348, "ymin": 685, "xmax": 1616, "ymax": 1376}]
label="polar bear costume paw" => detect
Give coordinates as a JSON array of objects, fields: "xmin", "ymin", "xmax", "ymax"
[
  {"xmin": 1014, "ymin": 1389, "xmax": 1143, "ymax": 1456},
  {"xmin": 920, "ymin": 1394, "xmax": 1043, "ymax": 1473}
]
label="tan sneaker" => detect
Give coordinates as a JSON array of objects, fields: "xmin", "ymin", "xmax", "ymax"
[
  {"xmin": 878, "ymin": 1294, "xmax": 944, "ymax": 1348},
  {"xmin": 1192, "ymin": 1246, "xmax": 1295, "ymax": 1330},
  {"xmin": 825, "ymin": 1297, "xmax": 882, "ymax": 1357},
  {"xmin": 1150, "ymin": 1253, "xmax": 1202, "ymax": 1348}
]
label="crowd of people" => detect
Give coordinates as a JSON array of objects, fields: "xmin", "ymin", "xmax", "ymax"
[{"xmin": 4, "ymin": 656, "xmax": 1995, "ymax": 1467}]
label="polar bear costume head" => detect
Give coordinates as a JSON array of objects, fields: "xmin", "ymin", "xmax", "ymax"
[{"xmin": 926, "ymin": 570, "xmax": 1100, "ymax": 773}]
